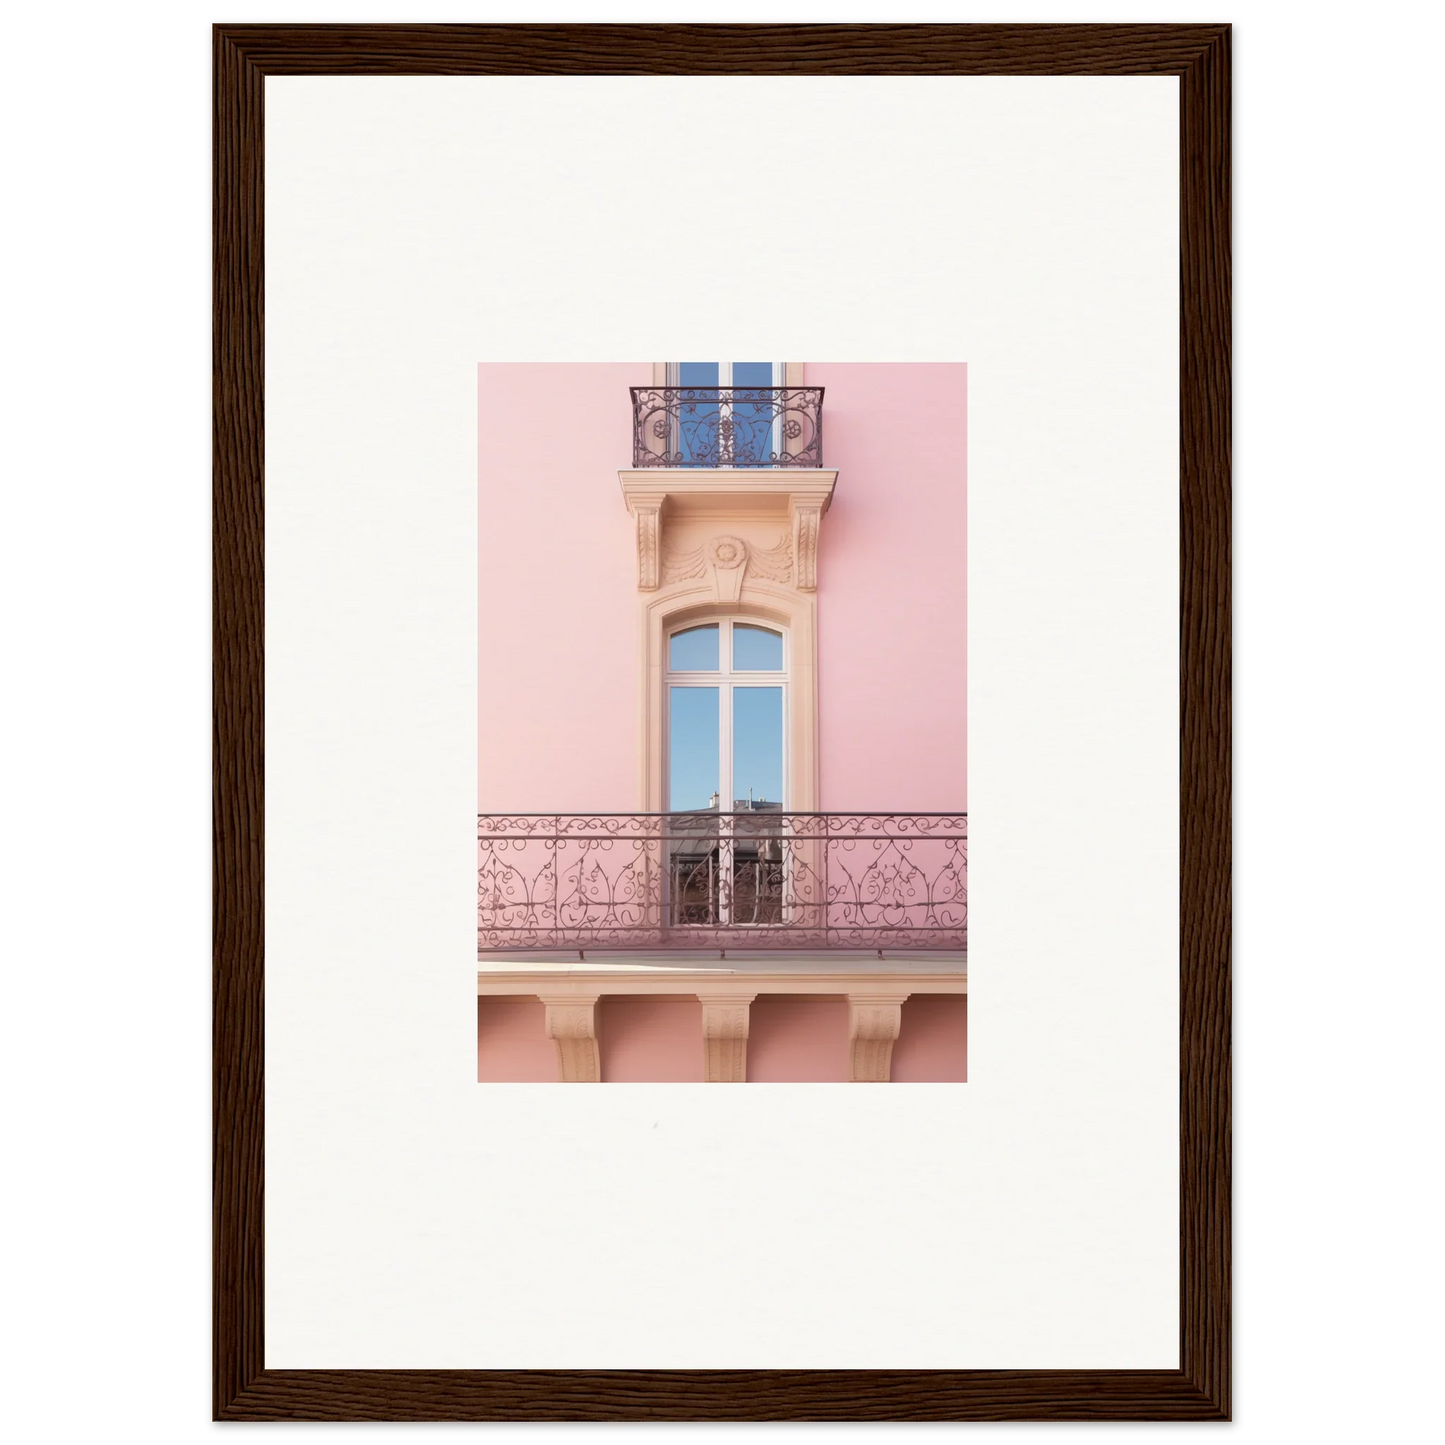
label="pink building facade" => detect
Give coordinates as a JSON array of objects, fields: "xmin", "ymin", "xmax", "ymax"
[{"xmin": 477, "ymin": 363, "xmax": 967, "ymax": 1082}]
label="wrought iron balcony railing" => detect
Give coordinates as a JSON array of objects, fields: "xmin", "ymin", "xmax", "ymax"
[
  {"xmin": 630, "ymin": 386, "xmax": 824, "ymax": 468},
  {"xmin": 477, "ymin": 812, "xmax": 966, "ymax": 953}
]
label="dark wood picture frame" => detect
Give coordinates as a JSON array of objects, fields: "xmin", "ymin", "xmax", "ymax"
[{"xmin": 214, "ymin": 23, "xmax": 1230, "ymax": 1421}]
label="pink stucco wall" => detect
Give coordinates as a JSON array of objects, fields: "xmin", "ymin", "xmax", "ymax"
[
  {"xmin": 747, "ymin": 996, "xmax": 850, "ymax": 1082},
  {"xmin": 599, "ymin": 997, "xmax": 705, "ymax": 1082},
  {"xmin": 891, "ymin": 995, "xmax": 969, "ymax": 1083},
  {"xmin": 809, "ymin": 364, "xmax": 967, "ymax": 811},
  {"xmin": 478, "ymin": 363, "xmax": 650, "ymax": 812},
  {"xmin": 476, "ymin": 994, "xmax": 967, "ymax": 1083},
  {"xmin": 478, "ymin": 363, "xmax": 966, "ymax": 811},
  {"xmin": 475, "ymin": 999, "xmax": 556, "ymax": 1083}
]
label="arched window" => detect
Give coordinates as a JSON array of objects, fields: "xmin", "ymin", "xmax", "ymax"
[{"xmin": 664, "ymin": 618, "xmax": 787, "ymax": 926}]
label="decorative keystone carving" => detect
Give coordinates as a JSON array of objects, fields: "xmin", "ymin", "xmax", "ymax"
[
  {"xmin": 707, "ymin": 535, "xmax": 747, "ymax": 570},
  {"xmin": 634, "ymin": 505, "xmax": 662, "ymax": 591},
  {"xmin": 540, "ymin": 996, "xmax": 601, "ymax": 1082},
  {"xmin": 707, "ymin": 534, "xmax": 748, "ymax": 603},
  {"xmin": 701, "ymin": 996, "xmax": 756, "ymax": 1082},
  {"xmin": 792, "ymin": 503, "xmax": 822, "ymax": 591},
  {"xmin": 847, "ymin": 995, "xmax": 909, "ymax": 1082}
]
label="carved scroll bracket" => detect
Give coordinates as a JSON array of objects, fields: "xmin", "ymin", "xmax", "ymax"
[
  {"xmin": 539, "ymin": 995, "xmax": 602, "ymax": 1082},
  {"xmin": 634, "ymin": 504, "xmax": 662, "ymax": 591},
  {"xmin": 847, "ymin": 994, "xmax": 910, "ymax": 1082},
  {"xmin": 701, "ymin": 995, "xmax": 757, "ymax": 1082},
  {"xmin": 791, "ymin": 502, "xmax": 823, "ymax": 591}
]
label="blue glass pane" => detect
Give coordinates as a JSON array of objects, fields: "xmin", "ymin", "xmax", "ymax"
[
  {"xmin": 669, "ymin": 625, "xmax": 719, "ymax": 671},
  {"xmin": 731, "ymin": 362, "xmax": 775, "ymax": 387},
  {"xmin": 732, "ymin": 625, "xmax": 783, "ymax": 671},
  {"xmin": 678, "ymin": 363, "xmax": 719, "ymax": 465},
  {"xmin": 732, "ymin": 687, "xmax": 783, "ymax": 809},
  {"xmin": 669, "ymin": 687, "xmax": 720, "ymax": 811},
  {"xmin": 731, "ymin": 364, "xmax": 775, "ymax": 464}
]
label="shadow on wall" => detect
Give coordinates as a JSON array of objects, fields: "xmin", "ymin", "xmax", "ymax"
[{"xmin": 477, "ymin": 994, "xmax": 966, "ymax": 1083}]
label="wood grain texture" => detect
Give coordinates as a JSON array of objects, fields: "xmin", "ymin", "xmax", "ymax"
[
  {"xmin": 213, "ymin": 25, "xmax": 265, "ymax": 1424},
  {"xmin": 213, "ymin": 22, "xmax": 1224, "ymax": 75},
  {"xmin": 214, "ymin": 22, "xmax": 1230, "ymax": 1421},
  {"xmin": 1177, "ymin": 23, "xmax": 1232, "ymax": 1422}
]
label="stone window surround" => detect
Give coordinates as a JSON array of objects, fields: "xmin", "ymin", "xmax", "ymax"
[{"xmin": 620, "ymin": 471, "xmax": 837, "ymax": 813}]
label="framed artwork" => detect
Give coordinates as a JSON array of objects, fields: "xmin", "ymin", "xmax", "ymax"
[
  {"xmin": 215, "ymin": 23, "xmax": 1229, "ymax": 1421},
  {"xmin": 473, "ymin": 361, "xmax": 969, "ymax": 1087}
]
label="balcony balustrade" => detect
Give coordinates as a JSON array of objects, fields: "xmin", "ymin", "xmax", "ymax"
[
  {"xmin": 630, "ymin": 386, "xmax": 824, "ymax": 468},
  {"xmin": 477, "ymin": 812, "xmax": 966, "ymax": 953}
]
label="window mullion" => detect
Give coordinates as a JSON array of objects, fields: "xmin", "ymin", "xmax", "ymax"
[
  {"xmin": 719, "ymin": 679, "xmax": 733, "ymax": 925},
  {"xmin": 719, "ymin": 679, "xmax": 733, "ymax": 813}
]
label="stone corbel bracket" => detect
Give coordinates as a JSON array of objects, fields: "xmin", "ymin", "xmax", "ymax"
[
  {"xmin": 701, "ymin": 995, "xmax": 757, "ymax": 1082},
  {"xmin": 539, "ymin": 995, "xmax": 602, "ymax": 1082},
  {"xmin": 791, "ymin": 501, "xmax": 824, "ymax": 591},
  {"xmin": 619, "ymin": 469, "xmax": 838, "ymax": 593},
  {"xmin": 847, "ymin": 994, "xmax": 911, "ymax": 1082},
  {"xmin": 632, "ymin": 503, "xmax": 662, "ymax": 591}
]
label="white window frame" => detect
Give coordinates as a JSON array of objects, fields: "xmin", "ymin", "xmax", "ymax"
[
  {"xmin": 664, "ymin": 617, "xmax": 790, "ymax": 814},
  {"xmin": 636, "ymin": 586, "xmax": 821, "ymax": 819},
  {"xmin": 664, "ymin": 617, "xmax": 791, "ymax": 929}
]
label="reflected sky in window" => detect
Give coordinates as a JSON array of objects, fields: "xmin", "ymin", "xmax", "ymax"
[
  {"xmin": 669, "ymin": 686, "xmax": 719, "ymax": 811},
  {"xmin": 669, "ymin": 625, "xmax": 719, "ymax": 671},
  {"xmin": 732, "ymin": 624, "xmax": 783, "ymax": 671},
  {"xmin": 733, "ymin": 687, "xmax": 783, "ymax": 807}
]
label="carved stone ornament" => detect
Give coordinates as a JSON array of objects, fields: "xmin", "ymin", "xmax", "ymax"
[
  {"xmin": 792, "ymin": 504, "xmax": 822, "ymax": 591},
  {"xmin": 748, "ymin": 534, "xmax": 793, "ymax": 584},
  {"xmin": 541, "ymin": 997, "xmax": 601, "ymax": 1082},
  {"xmin": 635, "ymin": 505, "xmax": 662, "ymax": 591},
  {"xmin": 618, "ymin": 470, "xmax": 836, "ymax": 594},
  {"xmin": 847, "ymin": 996, "xmax": 908, "ymax": 1082},
  {"xmin": 708, "ymin": 534, "xmax": 748, "ymax": 602},
  {"xmin": 661, "ymin": 544, "xmax": 706, "ymax": 584},
  {"xmin": 707, "ymin": 535, "xmax": 748, "ymax": 570},
  {"xmin": 661, "ymin": 533, "xmax": 795, "ymax": 595},
  {"xmin": 702, "ymin": 996, "xmax": 755, "ymax": 1082}
]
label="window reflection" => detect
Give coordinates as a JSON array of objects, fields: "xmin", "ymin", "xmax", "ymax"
[
  {"xmin": 669, "ymin": 624, "xmax": 719, "ymax": 671},
  {"xmin": 732, "ymin": 624, "xmax": 783, "ymax": 671},
  {"xmin": 668, "ymin": 686, "xmax": 720, "ymax": 812},
  {"xmin": 732, "ymin": 686, "xmax": 783, "ymax": 809}
]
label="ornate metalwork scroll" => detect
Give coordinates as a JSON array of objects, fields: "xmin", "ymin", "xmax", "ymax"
[
  {"xmin": 477, "ymin": 812, "xmax": 967, "ymax": 953},
  {"xmin": 630, "ymin": 387, "xmax": 825, "ymax": 468}
]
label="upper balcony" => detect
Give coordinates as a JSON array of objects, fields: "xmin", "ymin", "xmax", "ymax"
[
  {"xmin": 631, "ymin": 386, "xmax": 825, "ymax": 469},
  {"xmin": 477, "ymin": 811, "xmax": 966, "ymax": 957}
]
